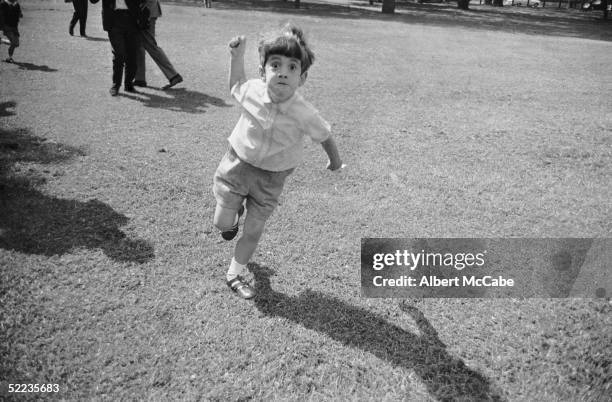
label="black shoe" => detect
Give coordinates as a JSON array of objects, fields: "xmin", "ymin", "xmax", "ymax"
[
  {"xmin": 162, "ymin": 74, "xmax": 183, "ymax": 90},
  {"xmin": 109, "ymin": 86, "xmax": 119, "ymax": 96},
  {"xmin": 124, "ymin": 84, "xmax": 136, "ymax": 93},
  {"xmin": 80, "ymin": 33, "xmax": 87, "ymax": 38},
  {"xmin": 221, "ymin": 205, "xmax": 244, "ymax": 241},
  {"xmin": 69, "ymin": 24, "xmax": 75, "ymax": 36},
  {"xmin": 227, "ymin": 276, "xmax": 256, "ymax": 299},
  {"xmin": 133, "ymin": 80, "xmax": 147, "ymax": 87}
]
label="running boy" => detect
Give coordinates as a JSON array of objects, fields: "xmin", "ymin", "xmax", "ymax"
[
  {"xmin": 0, "ymin": 0, "xmax": 22, "ymax": 63},
  {"xmin": 213, "ymin": 23, "xmax": 343, "ymax": 299}
]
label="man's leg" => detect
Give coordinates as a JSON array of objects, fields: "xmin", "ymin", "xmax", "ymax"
[
  {"xmin": 108, "ymin": 27, "xmax": 126, "ymax": 90},
  {"xmin": 134, "ymin": 20, "xmax": 150, "ymax": 84},
  {"xmin": 134, "ymin": 44, "xmax": 147, "ymax": 84},
  {"xmin": 5, "ymin": 31, "xmax": 18, "ymax": 59},
  {"xmin": 73, "ymin": 0, "xmax": 87, "ymax": 36},
  {"xmin": 7, "ymin": 41, "xmax": 16, "ymax": 58},
  {"xmin": 140, "ymin": 18, "xmax": 180, "ymax": 81},
  {"xmin": 69, "ymin": 2, "xmax": 79, "ymax": 35},
  {"xmin": 79, "ymin": 0, "xmax": 88, "ymax": 36},
  {"xmin": 124, "ymin": 29, "xmax": 141, "ymax": 88}
]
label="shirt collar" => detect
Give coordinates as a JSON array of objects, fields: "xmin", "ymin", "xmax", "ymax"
[{"xmin": 262, "ymin": 89, "xmax": 296, "ymax": 114}]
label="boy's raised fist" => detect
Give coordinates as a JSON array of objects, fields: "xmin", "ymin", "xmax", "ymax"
[{"xmin": 229, "ymin": 35, "xmax": 246, "ymax": 49}]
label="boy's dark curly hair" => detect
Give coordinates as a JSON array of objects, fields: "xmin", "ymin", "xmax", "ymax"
[{"xmin": 258, "ymin": 23, "xmax": 315, "ymax": 74}]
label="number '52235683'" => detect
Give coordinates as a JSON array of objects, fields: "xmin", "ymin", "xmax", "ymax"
[{"xmin": 8, "ymin": 384, "xmax": 59, "ymax": 393}]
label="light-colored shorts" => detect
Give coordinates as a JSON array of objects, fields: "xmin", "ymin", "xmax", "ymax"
[{"xmin": 213, "ymin": 147, "xmax": 294, "ymax": 221}]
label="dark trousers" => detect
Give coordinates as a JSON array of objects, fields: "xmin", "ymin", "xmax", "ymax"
[
  {"xmin": 135, "ymin": 18, "xmax": 179, "ymax": 82},
  {"xmin": 107, "ymin": 11, "xmax": 140, "ymax": 88},
  {"xmin": 70, "ymin": 0, "xmax": 88, "ymax": 36}
]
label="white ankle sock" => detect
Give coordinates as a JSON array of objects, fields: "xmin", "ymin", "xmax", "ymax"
[{"xmin": 226, "ymin": 258, "xmax": 246, "ymax": 281}]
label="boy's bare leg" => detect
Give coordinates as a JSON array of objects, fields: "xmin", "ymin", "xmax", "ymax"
[
  {"xmin": 214, "ymin": 204, "xmax": 265, "ymax": 298},
  {"xmin": 234, "ymin": 212, "xmax": 266, "ymax": 265}
]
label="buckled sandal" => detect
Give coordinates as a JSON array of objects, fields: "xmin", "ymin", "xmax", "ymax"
[{"xmin": 227, "ymin": 276, "xmax": 256, "ymax": 299}]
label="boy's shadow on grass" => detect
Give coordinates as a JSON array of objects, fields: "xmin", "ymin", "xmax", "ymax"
[
  {"xmin": 11, "ymin": 61, "xmax": 58, "ymax": 72},
  {"xmin": 251, "ymin": 263, "xmax": 505, "ymax": 401},
  {"xmin": 0, "ymin": 128, "xmax": 154, "ymax": 263},
  {"xmin": 122, "ymin": 88, "xmax": 230, "ymax": 114}
]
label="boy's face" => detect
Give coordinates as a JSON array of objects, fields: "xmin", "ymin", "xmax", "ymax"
[{"xmin": 259, "ymin": 55, "xmax": 307, "ymax": 103}]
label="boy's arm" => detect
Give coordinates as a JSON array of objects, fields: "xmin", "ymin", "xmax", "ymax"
[
  {"xmin": 228, "ymin": 35, "xmax": 246, "ymax": 91},
  {"xmin": 321, "ymin": 136, "xmax": 343, "ymax": 171}
]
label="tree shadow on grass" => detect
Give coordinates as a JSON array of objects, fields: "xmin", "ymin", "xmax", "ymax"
[
  {"xmin": 11, "ymin": 61, "xmax": 58, "ymax": 72},
  {"xmin": 0, "ymin": 128, "xmax": 155, "ymax": 263},
  {"xmin": 176, "ymin": 0, "xmax": 612, "ymax": 41},
  {"xmin": 121, "ymin": 87, "xmax": 230, "ymax": 113},
  {"xmin": 250, "ymin": 263, "xmax": 505, "ymax": 401}
]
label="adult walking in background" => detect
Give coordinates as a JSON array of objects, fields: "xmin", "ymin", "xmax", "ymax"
[
  {"xmin": 0, "ymin": 0, "xmax": 23, "ymax": 63},
  {"xmin": 68, "ymin": 0, "xmax": 89, "ymax": 37},
  {"xmin": 102, "ymin": 0, "xmax": 147, "ymax": 96},
  {"xmin": 133, "ymin": 0, "xmax": 183, "ymax": 90}
]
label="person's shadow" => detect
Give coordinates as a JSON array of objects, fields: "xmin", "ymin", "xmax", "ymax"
[
  {"xmin": 0, "ymin": 128, "xmax": 154, "ymax": 263},
  {"xmin": 11, "ymin": 61, "xmax": 57, "ymax": 72},
  {"xmin": 121, "ymin": 88, "xmax": 230, "ymax": 114},
  {"xmin": 85, "ymin": 36, "xmax": 109, "ymax": 42},
  {"xmin": 251, "ymin": 263, "xmax": 505, "ymax": 401}
]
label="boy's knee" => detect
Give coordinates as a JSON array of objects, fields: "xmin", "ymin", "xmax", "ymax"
[
  {"xmin": 213, "ymin": 215, "xmax": 234, "ymax": 231},
  {"xmin": 213, "ymin": 205, "xmax": 241, "ymax": 231}
]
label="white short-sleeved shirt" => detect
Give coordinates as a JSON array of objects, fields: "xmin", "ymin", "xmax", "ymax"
[{"xmin": 228, "ymin": 79, "xmax": 331, "ymax": 172}]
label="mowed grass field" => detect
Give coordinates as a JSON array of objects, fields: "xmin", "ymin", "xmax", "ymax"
[{"xmin": 1, "ymin": 0, "xmax": 611, "ymax": 400}]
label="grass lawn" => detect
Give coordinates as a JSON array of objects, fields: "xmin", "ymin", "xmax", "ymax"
[{"xmin": 1, "ymin": 0, "xmax": 610, "ymax": 400}]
